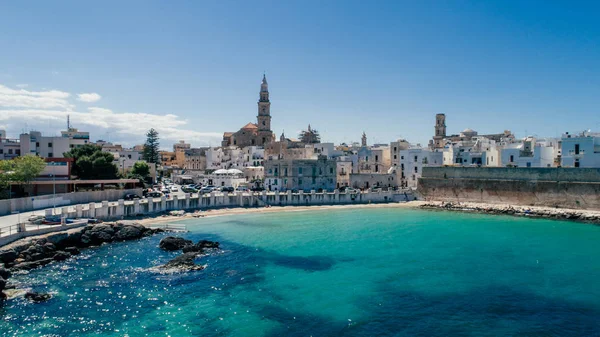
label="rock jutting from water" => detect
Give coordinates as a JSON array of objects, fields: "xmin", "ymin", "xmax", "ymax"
[
  {"xmin": 0, "ymin": 221, "xmax": 164, "ymax": 303},
  {"xmin": 156, "ymin": 236, "xmax": 220, "ymax": 272}
]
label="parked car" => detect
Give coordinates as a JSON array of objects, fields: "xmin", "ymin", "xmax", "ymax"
[
  {"xmin": 124, "ymin": 193, "xmax": 141, "ymax": 200},
  {"xmin": 28, "ymin": 215, "xmax": 45, "ymax": 224},
  {"xmin": 250, "ymin": 186, "xmax": 265, "ymax": 192},
  {"xmin": 235, "ymin": 186, "xmax": 249, "ymax": 192},
  {"xmin": 345, "ymin": 188, "xmax": 359, "ymax": 194},
  {"xmin": 181, "ymin": 186, "xmax": 198, "ymax": 193},
  {"xmin": 147, "ymin": 191, "xmax": 163, "ymax": 198},
  {"xmin": 199, "ymin": 185, "xmax": 217, "ymax": 194},
  {"xmin": 170, "ymin": 185, "xmax": 179, "ymax": 192},
  {"xmin": 220, "ymin": 186, "xmax": 234, "ymax": 193}
]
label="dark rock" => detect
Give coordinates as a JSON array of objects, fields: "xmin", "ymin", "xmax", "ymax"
[
  {"xmin": 159, "ymin": 252, "xmax": 205, "ymax": 272},
  {"xmin": 53, "ymin": 251, "xmax": 71, "ymax": 261},
  {"xmin": 43, "ymin": 242, "xmax": 56, "ymax": 252},
  {"xmin": 12, "ymin": 257, "xmax": 54, "ymax": 271},
  {"xmin": 182, "ymin": 240, "xmax": 220, "ymax": 253},
  {"xmin": 24, "ymin": 291, "xmax": 52, "ymax": 303},
  {"xmin": 0, "ymin": 276, "xmax": 6, "ymax": 291},
  {"xmin": 0, "ymin": 250, "xmax": 18, "ymax": 264},
  {"xmin": 45, "ymin": 233, "xmax": 68, "ymax": 246},
  {"xmin": 64, "ymin": 231, "xmax": 83, "ymax": 247},
  {"xmin": 159, "ymin": 236, "xmax": 193, "ymax": 251},
  {"xmin": 64, "ymin": 247, "xmax": 80, "ymax": 255},
  {"xmin": 114, "ymin": 226, "xmax": 143, "ymax": 241},
  {"xmin": 0, "ymin": 267, "xmax": 10, "ymax": 280},
  {"xmin": 80, "ymin": 233, "xmax": 92, "ymax": 245},
  {"xmin": 29, "ymin": 253, "xmax": 46, "ymax": 261}
]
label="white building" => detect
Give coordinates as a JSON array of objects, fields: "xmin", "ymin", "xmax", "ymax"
[
  {"xmin": 399, "ymin": 147, "xmax": 443, "ymax": 189},
  {"xmin": 0, "ymin": 130, "xmax": 21, "ymax": 160},
  {"xmin": 197, "ymin": 169, "xmax": 247, "ymax": 188},
  {"xmin": 19, "ymin": 128, "xmax": 90, "ymax": 158},
  {"xmin": 561, "ymin": 131, "xmax": 600, "ymax": 168},
  {"xmin": 442, "ymin": 137, "xmax": 499, "ymax": 167},
  {"xmin": 499, "ymin": 137, "xmax": 558, "ymax": 168}
]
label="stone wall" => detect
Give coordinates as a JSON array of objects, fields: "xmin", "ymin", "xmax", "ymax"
[{"xmin": 418, "ymin": 167, "xmax": 600, "ymax": 209}]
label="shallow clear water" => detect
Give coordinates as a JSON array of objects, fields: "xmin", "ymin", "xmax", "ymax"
[{"xmin": 2, "ymin": 208, "xmax": 600, "ymax": 336}]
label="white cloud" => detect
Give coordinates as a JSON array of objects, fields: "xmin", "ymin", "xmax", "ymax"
[
  {"xmin": 0, "ymin": 84, "xmax": 72, "ymax": 109},
  {"xmin": 0, "ymin": 83, "xmax": 223, "ymax": 147},
  {"xmin": 16, "ymin": 84, "xmax": 28, "ymax": 88},
  {"xmin": 77, "ymin": 93, "xmax": 101, "ymax": 103}
]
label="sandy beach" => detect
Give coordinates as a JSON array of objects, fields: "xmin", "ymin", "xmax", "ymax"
[{"xmin": 137, "ymin": 201, "xmax": 429, "ymax": 227}]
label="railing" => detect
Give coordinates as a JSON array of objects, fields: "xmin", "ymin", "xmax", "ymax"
[
  {"xmin": 147, "ymin": 223, "xmax": 188, "ymax": 231},
  {"xmin": 0, "ymin": 224, "xmax": 19, "ymax": 237}
]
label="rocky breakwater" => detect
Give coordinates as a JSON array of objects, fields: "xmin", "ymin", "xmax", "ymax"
[
  {"xmin": 156, "ymin": 236, "xmax": 220, "ymax": 273},
  {"xmin": 0, "ymin": 221, "xmax": 163, "ymax": 302},
  {"xmin": 420, "ymin": 201, "xmax": 600, "ymax": 223}
]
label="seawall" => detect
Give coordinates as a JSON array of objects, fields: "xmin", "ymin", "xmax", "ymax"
[{"xmin": 418, "ymin": 167, "xmax": 600, "ymax": 210}]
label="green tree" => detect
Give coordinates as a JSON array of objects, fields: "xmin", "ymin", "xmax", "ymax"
[
  {"xmin": 130, "ymin": 161, "xmax": 150, "ymax": 178},
  {"xmin": 0, "ymin": 155, "xmax": 46, "ymax": 198},
  {"xmin": 64, "ymin": 144, "xmax": 119, "ymax": 179},
  {"xmin": 143, "ymin": 128, "xmax": 160, "ymax": 164}
]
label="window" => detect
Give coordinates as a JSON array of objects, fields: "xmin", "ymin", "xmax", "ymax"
[
  {"xmin": 330, "ymin": 167, "xmax": 333, "ymax": 174},
  {"xmin": 70, "ymin": 144, "xmax": 74, "ymax": 148},
  {"xmin": 299, "ymin": 179, "xmax": 303, "ymax": 185},
  {"xmin": 284, "ymin": 168, "xmax": 288, "ymax": 176},
  {"xmin": 510, "ymin": 155, "xmax": 514, "ymax": 162},
  {"xmin": 414, "ymin": 156, "xmax": 418, "ymax": 162},
  {"xmin": 0, "ymin": 149, "xmax": 3, "ymax": 154},
  {"xmin": 575, "ymin": 144, "xmax": 580, "ymax": 155},
  {"xmin": 393, "ymin": 155, "xmax": 397, "ymax": 160},
  {"xmin": 48, "ymin": 142, "xmax": 53, "ymax": 148},
  {"xmin": 393, "ymin": 147, "xmax": 397, "ymax": 152},
  {"xmin": 414, "ymin": 167, "xmax": 418, "ymax": 173},
  {"xmin": 48, "ymin": 152, "xmax": 54, "ymax": 157},
  {"xmin": 401, "ymin": 156, "xmax": 404, "ymax": 160},
  {"xmin": 526, "ymin": 162, "xmax": 531, "ymax": 168},
  {"xmin": 8, "ymin": 149, "xmax": 13, "ymax": 154},
  {"xmin": 575, "ymin": 160, "xmax": 580, "ymax": 168},
  {"xmin": 375, "ymin": 155, "xmax": 379, "ymax": 162},
  {"xmin": 35, "ymin": 142, "xmax": 39, "ymax": 147},
  {"xmin": 299, "ymin": 167, "xmax": 303, "ymax": 174}
]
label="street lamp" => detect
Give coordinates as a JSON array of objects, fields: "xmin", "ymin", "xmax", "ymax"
[{"xmin": 47, "ymin": 161, "xmax": 57, "ymax": 215}]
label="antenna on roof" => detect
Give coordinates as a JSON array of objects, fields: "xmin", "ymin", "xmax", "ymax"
[{"xmin": 67, "ymin": 114, "xmax": 71, "ymax": 130}]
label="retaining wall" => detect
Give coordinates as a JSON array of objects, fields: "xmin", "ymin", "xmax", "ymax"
[{"xmin": 418, "ymin": 167, "xmax": 600, "ymax": 209}]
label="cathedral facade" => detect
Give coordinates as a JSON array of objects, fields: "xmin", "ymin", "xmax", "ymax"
[{"xmin": 221, "ymin": 75, "xmax": 275, "ymax": 147}]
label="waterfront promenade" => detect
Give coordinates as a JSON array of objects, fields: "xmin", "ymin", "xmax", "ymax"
[{"xmin": 0, "ymin": 189, "xmax": 413, "ymax": 246}]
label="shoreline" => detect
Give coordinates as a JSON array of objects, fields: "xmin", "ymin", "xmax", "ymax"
[
  {"xmin": 135, "ymin": 201, "xmax": 429, "ymax": 227},
  {"xmin": 419, "ymin": 201, "xmax": 600, "ymax": 224},
  {"xmin": 4, "ymin": 200, "xmax": 600, "ymax": 248}
]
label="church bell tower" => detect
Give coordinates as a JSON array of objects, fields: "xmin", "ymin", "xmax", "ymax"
[{"xmin": 257, "ymin": 74, "xmax": 273, "ymax": 145}]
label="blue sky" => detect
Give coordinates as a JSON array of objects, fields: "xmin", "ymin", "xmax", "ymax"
[{"xmin": 1, "ymin": 0, "xmax": 599, "ymax": 148}]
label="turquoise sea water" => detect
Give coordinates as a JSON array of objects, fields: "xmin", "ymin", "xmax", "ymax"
[{"xmin": 1, "ymin": 207, "xmax": 600, "ymax": 336}]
